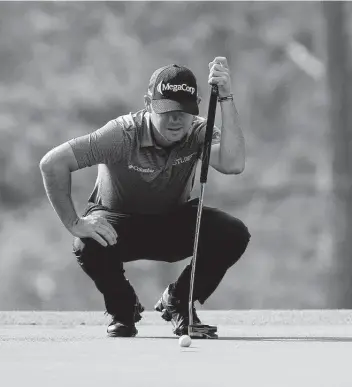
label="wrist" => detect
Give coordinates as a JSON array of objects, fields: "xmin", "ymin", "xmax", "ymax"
[
  {"xmin": 67, "ymin": 216, "xmax": 80, "ymax": 232},
  {"xmin": 218, "ymin": 93, "xmax": 234, "ymax": 103}
]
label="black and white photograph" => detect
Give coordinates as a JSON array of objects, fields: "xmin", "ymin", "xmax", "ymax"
[{"xmin": 0, "ymin": 1, "xmax": 352, "ymax": 386}]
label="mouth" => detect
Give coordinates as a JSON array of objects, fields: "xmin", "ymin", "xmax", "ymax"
[{"xmin": 168, "ymin": 127, "xmax": 182, "ymax": 132}]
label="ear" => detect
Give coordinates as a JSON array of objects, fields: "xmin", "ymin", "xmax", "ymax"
[
  {"xmin": 197, "ymin": 95, "xmax": 202, "ymax": 105},
  {"xmin": 144, "ymin": 94, "xmax": 152, "ymax": 112}
]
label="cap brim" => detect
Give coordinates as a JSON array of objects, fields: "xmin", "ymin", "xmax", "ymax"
[{"xmin": 151, "ymin": 99, "xmax": 199, "ymax": 115}]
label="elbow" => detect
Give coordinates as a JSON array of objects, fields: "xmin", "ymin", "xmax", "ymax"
[
  {"xmin": 218, "ymin": 150, "xmax": 246, "ymax": 175},
  {"xmin": 232, "ymin": 165, "xmax": 245, "ymax": 175},
  {"xmin": 39, "ymin": 155, "xmax": 50, "ymax": 173},
  {"xmin": 223, "ymin": 166, "xmax": 244, "ymax": 175},
  {"xmin": 39, "ymin": 151, "xmax": 55, "ymax": 173},
  {"xmin": 220, "ymin": 161, "xmax": 245, "ymax": 175}
]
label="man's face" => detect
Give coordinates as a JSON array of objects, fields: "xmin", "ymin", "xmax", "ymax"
[{"xmin": 150, "ymin": 108, "xmax": 194, "ymax": 146}]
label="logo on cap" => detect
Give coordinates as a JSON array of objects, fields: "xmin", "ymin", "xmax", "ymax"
[{"xmin": 156, "ymin": 81, "xmax": 196, "ymax": 96}]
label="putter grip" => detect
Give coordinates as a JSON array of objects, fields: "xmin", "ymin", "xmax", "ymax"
[{"xmin": 200, "ymin": 84, "xmax": 219, "ymax": 183}]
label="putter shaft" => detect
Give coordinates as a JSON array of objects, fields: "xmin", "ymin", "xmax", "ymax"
[
  {"xmin": 188, "ymin": 84, "xmax": 218, "ymax": 337},
  {"xmin": 188, "ymin": 182, "xmax": 206, "ymax": 334}
]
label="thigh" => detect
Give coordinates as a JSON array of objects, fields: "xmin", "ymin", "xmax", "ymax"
[
  {"xmin": 77, "ymin": 201, "xmax": 250, "ymax": 264},
  {"xmin": 119, "ymin": 199, "xmax": 250, "ymax": 263},
  {"xmin": 74, "ymin": 203, "xmax": 194, "ymax": 264},
  {"xmin": 121, "ymin": 201, "xmax": 200, "ymax": 263},
  {"xmin": 200, "ymin": 205, "xmax": 250, "ymax": 240},
  {"xmin": 198, "ymin": 205, "xmax": 251, "ymax": 261},
  {"xmin": 147, "ymin": 201, "xmax": 250, "ymax": 261}
]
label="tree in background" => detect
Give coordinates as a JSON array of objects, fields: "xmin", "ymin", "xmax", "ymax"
[
  {"xmin": 0, "ymin": 2, "xmax": 349, "ymax": 310},
  {"xmin": 323, "ymin": 2, "xmax": 352, "ymax": 307}
]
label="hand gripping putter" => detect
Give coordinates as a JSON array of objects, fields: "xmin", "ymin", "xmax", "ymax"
[{"xmin": 188, "ymin": 84, "xmax": 219, "ymax": 339}]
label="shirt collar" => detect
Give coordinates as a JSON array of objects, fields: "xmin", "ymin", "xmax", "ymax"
[{"xmin": 140, "ymin": 111, "xmax": 155, "ymax": 148}]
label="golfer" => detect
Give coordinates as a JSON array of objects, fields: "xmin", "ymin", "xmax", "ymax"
[{"xmin": 39, "ymin": 56, "xmax": 251, "ymax": 338}]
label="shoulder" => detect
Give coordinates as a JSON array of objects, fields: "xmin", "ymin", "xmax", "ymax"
[
  {"xmin": 192, "ymin": 115, "xmax": 207, "ymax": 130},
  {"xmin": 113, "ymin": 109, "xmax": 147, "ymax": 132},
  {"xmin": 187, "ymin": 115, "xmax": 207, "ymax": 143},
  {"xmin": 188, "ymin": 115, "xmax": 221, "ymax": 144},
  {"xmin": 187, "ymin": 116, "xmax": 206, "ymax": 138}
]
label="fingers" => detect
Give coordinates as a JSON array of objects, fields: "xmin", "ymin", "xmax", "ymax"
[
  {"xmin": 208, "ymin": 58, "xmax": 230, "ymax": 87},
  {"xmin": 208, "ymin": 68, "xmax": 230, "ymax": 86},
  {"xmin": 99, "ymin": 218, "xmax": 118, "ymax": 239},
  {"xmin": 208, "ymin": 57, "xmax": 228, "ymax": 70},
  {"xmin": 209, "ymin": 62, "xmax": 229, "ymax": 74},
  {"xmin": 85, "ymin": 215, "xmax": 118, "ymax": 247},
  {"xmin": 90, "ymin": 232, "xmax": 110, "ymax": 247},
  {"xmin": 96, "ymin": 223, "xmax": 117, "ymax": 246}
]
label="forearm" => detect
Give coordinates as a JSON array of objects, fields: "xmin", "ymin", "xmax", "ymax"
[
  {"xmin": 219, "ymin": 99, "xmax": 245, "ymax": 173},
  {"xmin": 40, "ymin": 166, "xmax": 79, "ymax": 232}
]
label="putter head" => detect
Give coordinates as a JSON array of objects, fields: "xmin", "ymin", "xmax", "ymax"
[{"xmin": 188, "ymin": 324, "xmax": 218, "ymax": 339}]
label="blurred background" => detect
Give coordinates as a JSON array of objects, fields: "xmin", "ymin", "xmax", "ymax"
[{"xmin": 0, "ymin": 1, "xmax": 351, "ymax": 311}]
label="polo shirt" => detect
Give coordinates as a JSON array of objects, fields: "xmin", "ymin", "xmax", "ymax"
[{"xmin": 68, "ymin": 109, "xmax": 221, "ymax": 214}]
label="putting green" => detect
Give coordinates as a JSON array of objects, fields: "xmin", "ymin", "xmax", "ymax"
[{"xmin": 0, "ymin": 311, "xmax": 351, "ymax": 387}]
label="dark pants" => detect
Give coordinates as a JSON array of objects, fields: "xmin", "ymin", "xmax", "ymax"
[{"xmin": 72, "ymin": 199, "xmax": 251, "ymax": 321}]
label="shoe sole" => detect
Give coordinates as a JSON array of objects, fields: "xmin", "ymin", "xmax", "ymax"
[{"xmin": 105, "ymin": 300, "xmax": 144, "ymax": 338}]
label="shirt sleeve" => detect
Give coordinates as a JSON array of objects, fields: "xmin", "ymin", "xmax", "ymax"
[{"xmin": 68, "ymin": 119, "xmax": 125, "ymax": 169}]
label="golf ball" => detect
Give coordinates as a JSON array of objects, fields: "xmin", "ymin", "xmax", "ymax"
[{"xmin": 179, "ymin": 335, "xmax": 192, "ymax": 347}]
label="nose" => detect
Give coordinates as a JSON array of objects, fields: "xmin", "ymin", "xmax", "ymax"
[{"xmin": 169, "ymin": 112, "xmax": 183, "ymax": 124}]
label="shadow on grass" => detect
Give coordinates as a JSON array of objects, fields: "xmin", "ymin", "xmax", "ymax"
[
  {"xmin": 137, "ymin": 336, "xmax": 352, "ymax": 342},
  {"xmin": 3, "ymin": 335, "xmax": 352, "ymax": 343},
  {"xmin": 218, "ymin": 336, "xmax": 352, "ymax": 342}
]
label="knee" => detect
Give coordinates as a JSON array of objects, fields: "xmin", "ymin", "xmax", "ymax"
[
  {"xmin": 214, "ymin": 217, "xmax": 251, "ymax": 267},
  {"xmin": 72, "ymin": 237, "xmax": 123, "ymax": 280},
  {"xmin": 227, "ymin": 218, "xmax": 251, "ymax": 256},
  {"xmin": 204, "ymin": 209, "xmax": 251, "ymax": 250},
  {"xmin": 72, "ymin": 237, "xmax": 110, "ymax": 267},
  {"xmin": 73, "ymin": 237, "xmax": 98, "ymax": 258},
  {"xmin": 233, "ymin": 218, "xmax": 251, "ymax": 245}
]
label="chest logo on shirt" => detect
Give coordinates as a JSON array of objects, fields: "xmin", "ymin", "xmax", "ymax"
[
  {"xmin": 128, "ymin": 164, "xmax": 155, "ymax": 173},
  {"xmin": 128, "ymin": 152, "xmax": 196, "ymax": 174},
  {"xmin": 172, "ymin": 152, "xmax": 197, "ymax": 166}
]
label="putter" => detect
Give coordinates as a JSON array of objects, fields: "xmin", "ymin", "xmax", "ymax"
[{"xmin": 188, "ymin": 84, "xmax": 219, "ymax": 339}]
